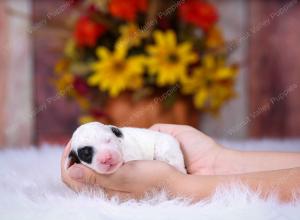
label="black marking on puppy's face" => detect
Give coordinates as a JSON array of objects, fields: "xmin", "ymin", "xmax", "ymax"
[
  {"xmin": 77, "ymin": 146, "xmax": 94, "ymax": 164},
  {"xmin": 68, "ymin": 150, "xmax": 81, "ymax": 167},
  {"xmin": 111, "ymin": 126, "xmax": 123, "ymax": 138}
]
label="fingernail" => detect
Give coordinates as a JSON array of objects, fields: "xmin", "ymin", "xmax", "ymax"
[{"xmin": 69, "ymin": 166, "xmax": 84, "ymax": 180}]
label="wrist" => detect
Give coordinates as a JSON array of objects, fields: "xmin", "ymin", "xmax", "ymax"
[
  {"xmin": 167, "ymin": 172, "xmax": 216, "ymax": 201},
  {"xmin": 187, "ymin": 142, "xmax": 243, "ymax": 175},
  {"xmin": 213, "ymin": 148, "xmax": 244, "ymax": 175},
  {"xmin": 188, "ymin": 140, "xmax": 224, "ymax": 175},
  {"xmin": 166, "ymin": 170, "xmax": 186, "ymax": 197}
]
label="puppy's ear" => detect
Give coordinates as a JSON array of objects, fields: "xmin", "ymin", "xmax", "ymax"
[{"xmin": 110, "ymin": 126, "xmax": 123, "ymax": 138}]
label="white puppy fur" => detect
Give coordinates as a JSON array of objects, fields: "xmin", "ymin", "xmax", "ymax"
[{"xmin": 70, "ymin": 122, "xmax": 186, "ymax": 174}]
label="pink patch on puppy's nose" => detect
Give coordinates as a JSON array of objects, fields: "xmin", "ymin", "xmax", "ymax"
[
  {"xmin": 96, "ymin": 149, "xmax": 122, "ymax": 173},
  {"xmin": 99, "ymin": 152, "xmax": 113, "ymax": 165}
]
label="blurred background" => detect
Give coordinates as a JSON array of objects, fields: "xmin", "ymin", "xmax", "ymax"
[{"xmin": 0, "ymin": 0, "xmax": 300, "ymax": 148}]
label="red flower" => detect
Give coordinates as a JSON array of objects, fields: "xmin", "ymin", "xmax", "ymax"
[
  {"xmin": 73, "ymin": 76, "xmax": 89, "ymax": 96},
  {"xmin": 74, "ymin": 16, "xmax": 106, "ymax": 47},
  {"xmin": 108, "ymin": 0, "xmax": 148, "ymax": 21},
  {"xmin": 179, "ymin": 0, "xmax": 218, "ymax": 31}
]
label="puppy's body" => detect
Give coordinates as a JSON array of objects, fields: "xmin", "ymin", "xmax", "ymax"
[
  {"xmin": 120, "ymin": 127, "xmax": 186, "ymax": 173},
  {"xmin": 69, "ymin": 122, "xmax": 186, "ymax": 174}
]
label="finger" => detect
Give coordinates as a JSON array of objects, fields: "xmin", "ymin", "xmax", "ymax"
[
  {"xmin": 61, "ymin": 141, "xmax": 73, "ymax": 185},
  {"xmin": 149, "ymin": 123, "xmax": 185, "ymax": 137},
  {"xmin": 61, "ymin": 140, "xmax": 73, "ymax": 173},
  {"xmin": 150, "ymin": 123, "xmax": 175, "ymax": 133},
  {"xmin": 67, "ymin": 179, "xmax": 134, "ymax": 200},
  {"xmin": 103, "ymin": 188, "xmax": 133, "ymax": 201},
  {"xmin": 67, "ymin": 163, "xmax": 120, "ymax": 190},
  {"xmin": 68, "ymin": 162, "xmax": 139, "ymax": 192},
  {"xmin": 62, "ymin": 140, "xmax": 71, "ymax": 163},
  {"xmin": 61, "ymin": 164, "xmax": 87, "ymax": 192},
  {"xmin": 104, "ymin": 187, "xmax": 145, "ymax": 201}
]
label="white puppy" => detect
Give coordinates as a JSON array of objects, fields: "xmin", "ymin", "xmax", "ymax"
[{"xmin": 68, "ymin": 122, "xmax": 186, "ymax": 174}]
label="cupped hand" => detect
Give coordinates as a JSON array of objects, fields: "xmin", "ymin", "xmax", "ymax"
[
  {"xmin": 150, "ymin": 124, "xmax": 225, "ymax": 175},
  {"xmin": 61, "ymin": 142, "xmax": 181, "ymax": 199},
  {"xmin": 61, "ymin": 123, "xmax": 226, "ymax": 198}
]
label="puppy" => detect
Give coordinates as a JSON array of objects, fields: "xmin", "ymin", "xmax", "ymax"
[{"xmin": 67, "ymin": 122, "xmax": 186, "ymax": 174}]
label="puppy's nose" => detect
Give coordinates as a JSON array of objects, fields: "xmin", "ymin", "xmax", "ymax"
[{"xmin": 98, "ymin": 152, "xmax": 113, "ymax": 165}]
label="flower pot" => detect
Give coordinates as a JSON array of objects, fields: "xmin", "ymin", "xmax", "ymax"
[{"xmin": 102, "ymin": 93, "xmax": 199, "ymax": 128}]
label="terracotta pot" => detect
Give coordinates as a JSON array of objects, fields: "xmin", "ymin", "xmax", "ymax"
[{"xmin": 101, "ymin": 93, "xmax": 199, "ymax": 128}]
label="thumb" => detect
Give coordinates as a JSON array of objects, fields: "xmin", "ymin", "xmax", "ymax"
[
  {"xmin": 149, "ymin": 123, "xmax": 170, "ymax": 133},
  {"xmin": 68, "ymin": 164, "xmax": 110, "ymax": 188}
]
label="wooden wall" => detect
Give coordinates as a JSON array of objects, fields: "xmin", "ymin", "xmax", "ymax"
[
  {"xmin": 32, "ymin": 0, "xmax": 80, "ymax": 144},
  {"xmin": 249, "ymin": 0, "xmax": 300, "ymax": 137}
]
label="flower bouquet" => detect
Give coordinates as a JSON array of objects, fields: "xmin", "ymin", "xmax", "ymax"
[{"xmin": 54, "ymin": 0, "xmax": 238, "ymax": 127}]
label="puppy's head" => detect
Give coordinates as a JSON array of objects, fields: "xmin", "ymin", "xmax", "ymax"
[{"xmin": 68, "ymin": 122, "xmax": 124, "ymax": 174}]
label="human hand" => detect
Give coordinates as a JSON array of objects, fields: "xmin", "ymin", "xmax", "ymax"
[
  {"xmin": 61, "ymin": 142, "xmax": 181, "ymax": 199},
  {"xmin": 150, "ymin": 124, "xmax": 228, "ymax": 175}
]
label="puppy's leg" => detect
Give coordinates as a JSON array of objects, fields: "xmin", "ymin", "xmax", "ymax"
[{"xmin": 154, "ymin": 134, "xmax": 187, "ymax": 173}]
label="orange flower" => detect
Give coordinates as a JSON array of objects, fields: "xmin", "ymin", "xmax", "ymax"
[
  {"xmin": 74, "ymin": 16, "xmax": 106, "ymax": 47},
  {"xmin": 109, "ymin": 0, "xmax": 148, "ymax": 21},
  {"xmin": 179, "ymin": 0, "xmax": 218, "ymax": 31}
]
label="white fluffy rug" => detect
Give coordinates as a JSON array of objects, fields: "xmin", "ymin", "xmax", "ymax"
[{"xmin": 0, "ymin": 140, "xmax": 300, "ymax": 220}]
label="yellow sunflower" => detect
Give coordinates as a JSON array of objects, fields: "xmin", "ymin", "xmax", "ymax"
[
  {"xmin": 89, "ymin": 40, "xmax": 145, "ymax": 97},
  {"xmin": 182, "ymin": 55, "xmax": 237, "ymax": 112},
  {"xmin": 146, "ymin": 30, "xmax": 198, "ymax": 86},
  {"xmin": 119, "ymin": 23, "xmax": 146, "ymax": 47}
]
